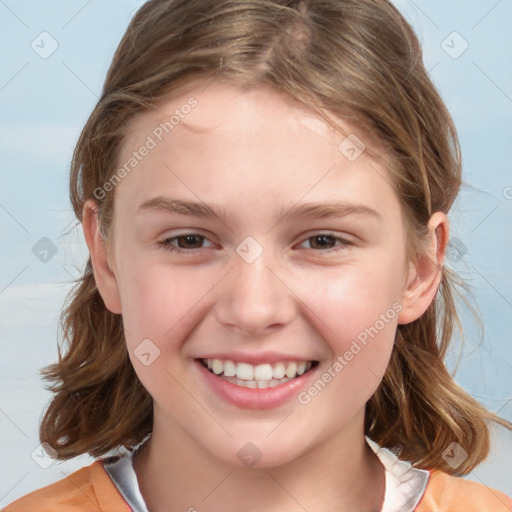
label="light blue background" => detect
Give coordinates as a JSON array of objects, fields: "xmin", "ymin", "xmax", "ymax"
[{"xmin": 1, "ymin": 0, "xmax": 511, "ymax": 505}]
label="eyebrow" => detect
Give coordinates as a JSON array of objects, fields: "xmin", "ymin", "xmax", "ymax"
[{"xmin": 137, "ymin": 196, "xmax": 381, "ymax": 223}]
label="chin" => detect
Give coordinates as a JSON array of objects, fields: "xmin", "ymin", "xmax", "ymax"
[{"xmin": 200, "ymin": 434, "xmax": 308, "ymax": 470}]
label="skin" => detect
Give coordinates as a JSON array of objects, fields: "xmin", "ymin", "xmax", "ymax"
[{"xmin": 83, "ymin": 82, "xmax": 448, "ymax": 512}]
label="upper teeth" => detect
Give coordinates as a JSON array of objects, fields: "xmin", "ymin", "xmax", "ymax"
[{"xmin": 204, "ymin": 359, "xmax": 312, "ymax": 381}]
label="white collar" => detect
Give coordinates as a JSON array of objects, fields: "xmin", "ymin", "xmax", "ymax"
[{"xmin": 365, "ymin": 436, "xmax": 430, "ymax": 512}]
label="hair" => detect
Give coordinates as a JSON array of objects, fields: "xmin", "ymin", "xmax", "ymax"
[{"xmin": 40, "ymin": 0, "xmax": 512, "ymax": 475}]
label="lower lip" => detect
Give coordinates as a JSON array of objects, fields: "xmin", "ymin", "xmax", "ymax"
[{"xmin": 194, "ymin": 360, "xmax": 318, "ymax": 410}]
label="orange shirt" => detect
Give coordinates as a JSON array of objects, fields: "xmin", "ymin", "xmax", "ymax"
[{"xmin": 3, "ymin": 460, "xmax": 512, "ymax": 512}]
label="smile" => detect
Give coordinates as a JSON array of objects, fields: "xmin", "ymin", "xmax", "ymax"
[{"xmin": 199, "ymin": 358, "xmax": 318, "ymax": 389}]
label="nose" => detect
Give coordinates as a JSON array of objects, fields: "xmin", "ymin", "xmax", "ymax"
[{"xmin": 214, "ymin": 249, "xmax": 296, "ymax": 336}]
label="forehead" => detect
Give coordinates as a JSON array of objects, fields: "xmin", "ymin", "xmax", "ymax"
[
  {"xmin": 113, "ymin": 81, "xmax": 401, "ymax": 228},
  {"xmin": 123, "ymin": 79, "xmax": 383, "ymax": 153}
]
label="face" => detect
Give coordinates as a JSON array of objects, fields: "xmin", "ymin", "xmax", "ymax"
[{"xmin": 88, "ymin": 81, "xmax": 434, "ymax": 468}]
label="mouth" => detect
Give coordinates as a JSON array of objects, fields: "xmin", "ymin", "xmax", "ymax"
[{"xmin": 197, "ymin": 358, "xmax": 320, "ymax": 390}]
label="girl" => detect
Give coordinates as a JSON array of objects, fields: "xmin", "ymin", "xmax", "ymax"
[{"xmin": 5, "ymin": 0, "xmax": 512, "ymax": 511}]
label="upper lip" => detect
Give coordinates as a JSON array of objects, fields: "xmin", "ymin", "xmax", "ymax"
[{"xmin": 195, "ymin": 352, "xmax": 318, "ymax": 365}]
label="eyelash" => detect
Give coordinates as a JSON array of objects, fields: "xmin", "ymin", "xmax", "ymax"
[{"xmin": 157, "ymin": 232, "xmax": 352, "ymax": 255}]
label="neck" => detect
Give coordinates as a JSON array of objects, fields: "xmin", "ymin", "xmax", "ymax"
[{"xmin": 133, "ymin": 409, "xmax": 385, "ymax": 512}]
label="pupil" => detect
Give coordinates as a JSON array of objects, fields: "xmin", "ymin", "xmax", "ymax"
[
  {"xmin": 313, "ymin": 235, "xmax": 333, "ymax": 249},
  {"xmin": 180, "ymin": 235, "xmax": 202, "ymax": 248}
]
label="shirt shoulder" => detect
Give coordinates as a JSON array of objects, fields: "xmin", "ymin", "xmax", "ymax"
[
  {"xmin": 415, "ymin": 469, "xmax": 512, "ymax": 512},
  {"xmin": 2, "ymin": 460, "xmax": 131, "ymax": 512}
]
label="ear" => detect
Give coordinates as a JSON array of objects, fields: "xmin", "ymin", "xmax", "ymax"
[
  {"xmin": 397, "ymin": 212, "xmax": 449, "ymax": 325},
  {"xmin": 82, "ymin": 199, "xmax": 122, "ymax": 314}
]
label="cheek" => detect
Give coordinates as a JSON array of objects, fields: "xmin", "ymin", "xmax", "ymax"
[
  {"xmin": 117, "ymin": 262, "xmax": 210, "ymax": 411},
  {"xmin": 118, "ymin": 260, "xmax": 215, "ymax": 345},
  {"xmin": 291, "ymin": 258, "xmax": 402, "ymax": 401},
  {"xmin": 297, "ymin": 280, "xmax": 399, "ymax": 415},
  {"xmin": 295, "ymin": 257, "xmax": 404, "ymax": 345}
]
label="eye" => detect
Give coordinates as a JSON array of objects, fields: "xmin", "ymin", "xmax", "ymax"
[
  {"xmin": 297, "ymin": 233, "xmax": 353, "ymax": 252},
  {"xmin": 158, "ymin": 232, "xmax": 353, "ymax": 255},
  {"xmin": 158, "ymin": 233, "xmax": 215, "ymax": 253}
]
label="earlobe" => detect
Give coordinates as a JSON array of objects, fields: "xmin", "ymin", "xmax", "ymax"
[
  {"xmin": 82, "ymin": 199, "xmax": 122, "ymax": 314},
  {"xmin": 397, "ymin": 212, "xmax": 449, "ymax": 325}
]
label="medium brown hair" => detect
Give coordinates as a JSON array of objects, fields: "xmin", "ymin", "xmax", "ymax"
[{"xmin": 40, "ymin": 0, "xmax": 512, "ymax": 475}]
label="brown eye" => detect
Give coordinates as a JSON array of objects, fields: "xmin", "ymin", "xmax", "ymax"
[
  {"xmin": 158, "ymin": 233, "xmax": 213, "ymax": 253},
  {"xmin": 173, "ymin": 234, "xmax": 205, "ymax": 249},
  {"xmin": 308, "ymin": 235, "xmax": 338, "ymax": 249},
  {"xmin": 298, "ymin": 233, "xmax": 352, "ymax": 251}
]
